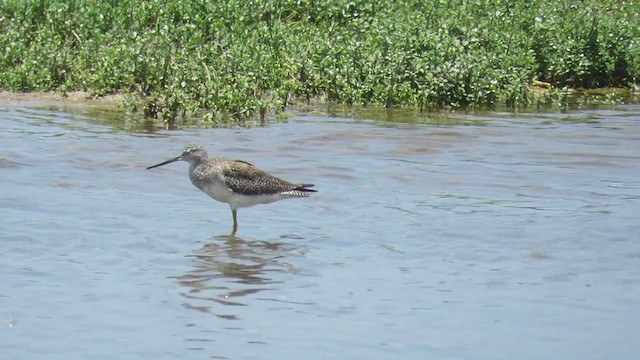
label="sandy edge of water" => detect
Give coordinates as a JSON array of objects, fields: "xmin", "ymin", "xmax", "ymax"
[
  {"xmin": 0, "ymin": 91, "xmax": 125, "ymax": 109},
  {"xmin": 2, "ymin": 88, "xmax": 638, "ymax": 114}
]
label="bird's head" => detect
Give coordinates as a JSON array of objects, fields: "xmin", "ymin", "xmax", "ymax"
[{"xmin": 147, "ymin": 143, "xmax": 208, "ymax": 169}]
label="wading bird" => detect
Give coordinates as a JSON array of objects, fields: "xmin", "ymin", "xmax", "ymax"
[{"xmin": 147, "ymin": 144, "xmax": 316, "ymax": 234}]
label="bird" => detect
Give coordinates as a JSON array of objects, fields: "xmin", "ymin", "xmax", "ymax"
[{"xmin": 147, "ymin": 143, "xmax": 316, "ymax": 234}]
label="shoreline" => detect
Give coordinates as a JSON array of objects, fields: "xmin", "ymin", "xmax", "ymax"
[
  {"xmin": 0, "ymin": 91, "xmax": 126, "ymax": 109},
  {"xmin": 2, "ymin": 87, "xmax": 637, "ymax": 120}
]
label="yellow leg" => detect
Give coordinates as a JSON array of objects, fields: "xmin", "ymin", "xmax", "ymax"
[{"xmin": 231, "ymin": 209, "xmax": 238, "ymax": 234}]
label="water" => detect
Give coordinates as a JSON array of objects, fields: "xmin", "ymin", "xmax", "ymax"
[{"xmin": 1, "ymin": 101, "xmax": 639, "ymax": 359}]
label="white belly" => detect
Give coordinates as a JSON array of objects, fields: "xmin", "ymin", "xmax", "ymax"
[
  {"xmin": 199, "ymin": 183, "xmax": 285, "ymax": 209},
  {"xmin": 229, "ymin": 193, "xmax": 286, "ymax": 209},
  {"xmin": 200, "ymin": 183, "xmax": 234, "ymax": 203}
]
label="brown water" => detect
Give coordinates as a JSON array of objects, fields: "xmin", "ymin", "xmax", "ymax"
[{"xmin": 1, "ymin": 102, "xmax": 639, "ymax": 359}]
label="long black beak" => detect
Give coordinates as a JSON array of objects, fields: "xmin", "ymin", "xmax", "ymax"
[{"xmin": 147, "ymin": 155, "xmax": 182, "ymax": 169}]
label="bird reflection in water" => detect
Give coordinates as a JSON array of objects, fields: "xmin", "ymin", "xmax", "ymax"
[{"xmin": 176, "ymin": 234, "xmax": 306, "ymax": 320}]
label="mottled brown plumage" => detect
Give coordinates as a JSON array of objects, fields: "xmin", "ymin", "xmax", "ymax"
[{"xmin": 147, "ymin": 144, "xmax": 316, "ymax": 233}]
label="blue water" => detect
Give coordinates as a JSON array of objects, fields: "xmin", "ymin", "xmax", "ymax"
[{"xmin": 1, "ymin": 102, "xmax": 639, "ymax": 359}]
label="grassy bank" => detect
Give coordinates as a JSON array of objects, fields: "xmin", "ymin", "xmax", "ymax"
[{"xmin": 1, "ymin": 0, "xmax": 638, "ymax": 124}]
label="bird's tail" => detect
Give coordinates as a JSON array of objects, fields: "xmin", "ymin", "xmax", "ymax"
[
  {"xmin": 296, "ymin": 184, "xmax": 317, "ymax": 193},
  {"xmin": 282, "ymin": 184, "xmax": 317, "ymax": 197}
]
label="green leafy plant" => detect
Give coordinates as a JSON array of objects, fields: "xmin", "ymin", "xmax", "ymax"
[{"xmin": 0, "ymin": 0, "xmax": 637, "ymax": 125}]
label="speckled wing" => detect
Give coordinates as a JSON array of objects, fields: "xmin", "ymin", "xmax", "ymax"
[{"xmin": 222, "ymin": 159, "xmax": 316, "ymax": 196}]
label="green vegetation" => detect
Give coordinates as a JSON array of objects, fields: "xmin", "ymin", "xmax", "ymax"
[{"xmin": 1, "ymin": 0, "xmax": 638, "ymax": 125}]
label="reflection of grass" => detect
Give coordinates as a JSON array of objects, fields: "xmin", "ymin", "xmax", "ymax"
[
  {"xmin": 567, "ymin": 88, "xmax": 632, "ymax": 106},
  {"xmin": 30, "ymin": 103, "xmax": 155, "ymax": 133},
  {"xmin": 559, "ymin": 115, "xmax": 601, "ymax": 124},
  {"xmin": 539, "ymin": 114, "xmax": 601, "ymax": 125},
  {"xmin": 530, "ymin": 87, "xmax": 636, "ymax": 110},
  {"xmin": 28, "ymin": 95, "xmax": 633, "ymax": 131},
  {"xmin": 308, "ymin": 104, "xmax": 490, "ymax": 126},
  {"xmin": 422, "ymin": 117, "xmax": 489, "ymax": 127}
]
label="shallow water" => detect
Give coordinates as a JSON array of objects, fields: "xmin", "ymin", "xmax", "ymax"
[{"xmin": 1, "ymin": 102, "xmax": 639, "ymax": 359}]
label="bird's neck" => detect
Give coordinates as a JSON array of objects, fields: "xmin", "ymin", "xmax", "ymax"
[{"xmin": 188, "ymin": 155, "xmax": 208, "ymax": 169}]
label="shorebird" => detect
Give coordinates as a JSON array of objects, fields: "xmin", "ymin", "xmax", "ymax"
[{"xmin": 147, "ymin": 144, "xmax": 316, "ymax": 234}]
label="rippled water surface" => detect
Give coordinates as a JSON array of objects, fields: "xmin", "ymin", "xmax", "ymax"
[{"xmin": 2, "ymin": 102, "xmax": 639, "ymax": 359}]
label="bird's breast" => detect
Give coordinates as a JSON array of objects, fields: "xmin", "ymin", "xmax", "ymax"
[
  {"xmin": 189, "ymin": 166, "xmax": 232, "ymax": 203},
  {"xmin": 200, "ymin": 182, "xmax": 234, "ymax": 203}
]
